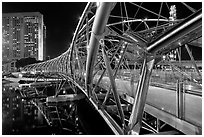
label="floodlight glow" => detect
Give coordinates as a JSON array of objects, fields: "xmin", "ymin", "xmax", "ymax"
[{"xmin": 97, "ymin": 2, "xmax": 100, "ymax": 7}]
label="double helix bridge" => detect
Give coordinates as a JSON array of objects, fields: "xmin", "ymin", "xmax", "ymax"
[{"xmin": 15, "ymin": 2, "xmax": 202, "ymax": 135}]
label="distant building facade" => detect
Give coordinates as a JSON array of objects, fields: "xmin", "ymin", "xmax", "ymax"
[
  {"xmin": 2, "ymin": 12, "xmax": 46, "ymax": 64},
  {"xmin": 2, "ymin": 60, "xmax": 17, "ymax": 72}
]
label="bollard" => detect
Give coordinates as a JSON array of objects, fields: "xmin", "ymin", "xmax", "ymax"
[{"xmin": 176, "ymin": 80, "xmax": 184, "ymax": 119}]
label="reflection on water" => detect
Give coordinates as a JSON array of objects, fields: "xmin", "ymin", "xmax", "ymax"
[{"xmin": 2, "ymin": 87, "xmax": 51, "ymax": 135}]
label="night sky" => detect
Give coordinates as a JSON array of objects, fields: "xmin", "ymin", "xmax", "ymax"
[
  {"xmin": 2, "ymin": 2, "xmax": 202, "ymax": 60},
  {"xmin": 2, "ymin": 2, "xmax": 87, "ymax": 58}
]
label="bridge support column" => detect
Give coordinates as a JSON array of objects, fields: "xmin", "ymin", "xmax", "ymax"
[
  {"xmin": 128, "ymin": 57, "xmax": 155, "ymax": 134},
  {"xmin": 85, "ymin": 2, "xmax": 115, "ymax": 97}
]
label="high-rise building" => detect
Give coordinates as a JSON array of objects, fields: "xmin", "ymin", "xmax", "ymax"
[{"xmin": 2, "ymin": 12, "xmax": 46, "ymax": 63}]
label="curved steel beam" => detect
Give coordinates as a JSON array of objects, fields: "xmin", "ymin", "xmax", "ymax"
[
  {"xmin": 85, "ymin": 2, "xmax": 116, "ymax": 96},
  {"xmin": 70, "ymin": 2, "xmax": 94, "ymax": 79},
  {"xmin": 147, "ymin": 9, "xmax": 202, "ymax": 54}
]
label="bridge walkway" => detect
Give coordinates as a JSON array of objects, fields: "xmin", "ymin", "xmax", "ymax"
[{"xmin": 98, "ymin": 77, "xmax": 202, "ymax": 134}]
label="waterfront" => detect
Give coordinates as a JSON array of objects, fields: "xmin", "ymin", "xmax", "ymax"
[
  {"xmin": 2, "ymin": 86, "xmax": 51, "ymax": 134},
  {"xmin": 2, "ymin": 82, "xmax": 87, "ymax": 135}
]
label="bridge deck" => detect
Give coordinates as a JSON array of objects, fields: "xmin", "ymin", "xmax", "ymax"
[{"xmin": 98, "ymin": 77, "xmax": 202, "ymax": 134}]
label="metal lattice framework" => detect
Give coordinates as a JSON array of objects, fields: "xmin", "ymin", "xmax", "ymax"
[{"xmin": 22, "ymin": 2, "xmax": 202, "ymax": 134}]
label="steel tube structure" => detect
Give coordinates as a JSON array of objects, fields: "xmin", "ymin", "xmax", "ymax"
[
  {"xmin": 102, "ymin": 42, "xmax": 128, "ymax": 105},
  {"xmin": 70, "ymin": 2, "xmax": 93, "ymax": 79},
  {"xmin": 85, "ymin": 2, "xmax": 115, "ymax": 96},
  {"xmin": 128, "ymin": 58, "xmax": 155, "ymax": 134},
  {"xmin": 102, "ymin": 45, "xmax": 125, "ymax": 131},
  {"xmin": 20, "ymin": 3, "xmax": 202, "ymax": 135},
  {"xmin": 147, "ymin": 9, "xmax": 202, "ymax": 54},
  {"xmin": 185, "ymin": 44, "xmax": 202, "ymax": 79}
]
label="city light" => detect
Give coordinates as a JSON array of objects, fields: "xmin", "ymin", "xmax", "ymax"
[
  {"xmin": 96, "ymin": 2, "xmax": 100, "ymax": 7},
  {"xmin": 78, "ymin": 16, "xmax": 81, "ymax": 20}
]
